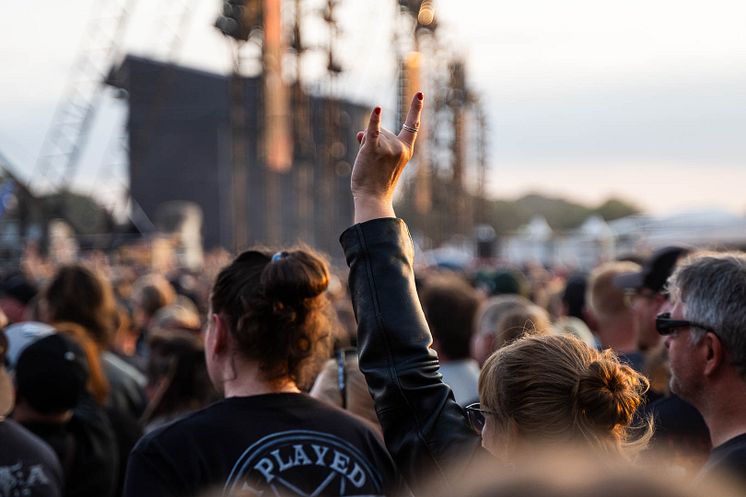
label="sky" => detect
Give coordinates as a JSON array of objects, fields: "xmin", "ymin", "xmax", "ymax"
[{"xmin": 1, "ymin": 0, "xmax": 746, "ymax": 216}]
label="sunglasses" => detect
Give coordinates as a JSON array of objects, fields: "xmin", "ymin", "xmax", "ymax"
[
  {"xmin": 465, "ymin": 402, "xmax": 497, "ymax": 434},
  {"xmin": 655, "ymin": 312, "xmax": 713, "ymax": 336}
]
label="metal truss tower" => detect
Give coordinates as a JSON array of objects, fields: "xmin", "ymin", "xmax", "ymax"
[{"xmin": 32, "ymin": 0, "xmax": 138, "ymax": 193}]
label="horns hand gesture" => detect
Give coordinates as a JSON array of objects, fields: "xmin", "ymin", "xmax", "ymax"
[{"xmin": 350, "ymin": 92, "xmax": 424, "ymax": 224}]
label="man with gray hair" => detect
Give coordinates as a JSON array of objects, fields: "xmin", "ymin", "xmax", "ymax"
[{"xmin": 662, "ymin": 251, "xmax": 746, "ymax": 480}]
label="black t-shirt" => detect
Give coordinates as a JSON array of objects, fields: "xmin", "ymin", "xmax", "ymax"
[
  {"xmin": 0, "ymin": 418, "xmax": 63, "ymax": 497},
  {"xmin": 645, "ymin": 394, "xmax": 711, "ymax": 457},
  {"xmin": 703, "ymin": 432, "xmax": 746, "ymax": 485},
  {"xmin": 123, "ymin": 393, "xmax": 403, "ymax": 497}
]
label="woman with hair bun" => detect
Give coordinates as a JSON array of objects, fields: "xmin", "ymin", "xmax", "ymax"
[
  {"xmin": 479, "ymin": 335, "xmax": 650, "ymax": 458},
  {"xmin": 123, "ymin": 248, "xmax": 402, "ymax": 497},
  {"xmin": 340, "ymin": 93, "xmax": 652, "ymax": 492}
]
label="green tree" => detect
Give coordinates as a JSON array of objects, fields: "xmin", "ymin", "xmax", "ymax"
[
  {"xmin": 592, "ymin": 198, "xmax": 641, "ymax": 221},
  {"xmin": 41, "ymin": 190, "xmax": 114, "ymax": 237}
]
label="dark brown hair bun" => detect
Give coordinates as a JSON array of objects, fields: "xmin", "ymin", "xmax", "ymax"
[
  {"xmin": 210, "ymin": 247, "xmax": 332, "ymax": 389},
  {"xmin": 261, "ymin": 251, "xmax": 330, "ymax": 304}
]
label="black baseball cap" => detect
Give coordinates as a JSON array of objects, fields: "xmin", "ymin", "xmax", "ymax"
[
  {"xmin": 15, "ymin": 333, "xmax": 89, "ymax": 414},
  {"xmin": 613, "ymin": 246, "xmax": 690, "ymax": 294}
]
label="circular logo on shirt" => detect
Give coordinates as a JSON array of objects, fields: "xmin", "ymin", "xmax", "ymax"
[{"xmin": 224, "ymin": 430, "xmax": 385, "ymax": 497}]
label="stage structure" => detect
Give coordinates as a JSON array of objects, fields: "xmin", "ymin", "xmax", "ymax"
[{"xmin": 107, "ymin": 55, "xmax": 366, "ymax": 257}]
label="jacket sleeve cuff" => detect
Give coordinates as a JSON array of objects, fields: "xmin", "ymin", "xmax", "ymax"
[{"xmin": 339, "ymin": 217, "xmax": 411, "ymax": 261}]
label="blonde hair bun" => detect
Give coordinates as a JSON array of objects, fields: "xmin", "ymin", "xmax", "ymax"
[{"xmin": 576, "ymin": 354, "xmax": 649, "ymax": 430}]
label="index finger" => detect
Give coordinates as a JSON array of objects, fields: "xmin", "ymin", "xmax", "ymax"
[
  {"xmin": 364, "ymin": 106, "xmax": 382, "ymax": 142},
  {"xmin": 398, "ymin": 91, "xmax": 424, "ymax": 147}
]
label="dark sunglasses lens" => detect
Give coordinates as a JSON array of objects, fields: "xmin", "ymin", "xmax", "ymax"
[
  {"xmin": 466, "ymin": 409, "xmax": 485, "ymax": 434},
  {"xmin": 656, "ymin": 313, "xmax": 672, "ymax": 335}
]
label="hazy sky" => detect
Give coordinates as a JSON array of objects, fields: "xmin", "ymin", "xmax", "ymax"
[{"xmin": 2, "ymin": 0, "xmax": 745, "ymax": 215}]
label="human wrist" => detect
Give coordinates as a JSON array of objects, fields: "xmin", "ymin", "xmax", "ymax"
[{"xmin": 352, "ymin": 194, "xmax": 395, "ymax": 224}]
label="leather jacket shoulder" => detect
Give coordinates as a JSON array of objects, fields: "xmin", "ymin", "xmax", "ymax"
[{"xmin": 340, "ymin": 217, "xmax": 484, "ymax": 492}]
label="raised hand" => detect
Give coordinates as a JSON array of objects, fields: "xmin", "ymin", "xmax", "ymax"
[{"xmin": 350, "ymin": 92, "xmax": 424, "ymax": 224}]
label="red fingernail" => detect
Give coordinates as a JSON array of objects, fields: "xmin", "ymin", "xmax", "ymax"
[
  {"xmin": 416, "ymin": 92, "xmax": 424, "ymax": 101},
  {"xmin": 374, "ymin": 107, "xmax": 381, "ymax": 115}
]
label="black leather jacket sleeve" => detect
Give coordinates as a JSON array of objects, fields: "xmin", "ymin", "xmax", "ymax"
[{"xmin": 340, "ymin": 217, "xmax": 484, "ymax": 491}]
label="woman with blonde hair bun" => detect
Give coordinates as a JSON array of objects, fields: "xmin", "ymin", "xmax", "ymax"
[
  {"xmin": 340, "ymin": 94, "xmax": 652, "ymax": 492},
  {"xmin": 479, "ymin": 334, "xmax": 650, "ymax": 458}
]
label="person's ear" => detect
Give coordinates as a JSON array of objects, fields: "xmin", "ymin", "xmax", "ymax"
[
  {"xmin": 582, "ymin": 308, "xmax": 598, "ymax": 333},
  {"xmin": 210, "ymin": 313, "xmax": 230, "ymax": 355},
  {"xmin": 484, "ymin": 333, "xmax": 496, "ymax": 356},
  {"xmin": 702, "ymin": 332, "xmax": 724, "ymax": 377},
  {"xmin": 471, "ymin": 332, "xmax": 494, "ymax": 366}
]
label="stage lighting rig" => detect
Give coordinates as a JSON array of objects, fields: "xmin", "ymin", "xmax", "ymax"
[{"xmin": 215, "ymin": 0, "xmax": 262, "ymax": 41}]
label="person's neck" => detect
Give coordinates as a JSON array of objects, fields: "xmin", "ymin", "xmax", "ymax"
[
  {"xmin": 221, "ymin": 357, "xmax": 301, "ymax": 398},
  {"xmin": 597, "ymin": 318, "xmax": 638, "ymax": 354},
  {"xmin": 698, "ymin": 374, "xmax": 746, "ymax": 448}
]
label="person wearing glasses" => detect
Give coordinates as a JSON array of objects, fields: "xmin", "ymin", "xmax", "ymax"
[
  {"xmin": 340, "ymin": 93, "xmax": 652, "ymax": 493},
  {"xmin": 658, "ymin": 253, "xmax": 746, "ymax": 485},
  {"xmin": 614, "ymin": 246, "xmax": 711, "ymax": 473},
  {"xmin": 614, "ymin": 246, "xmax": 690, "ymax": 353}
]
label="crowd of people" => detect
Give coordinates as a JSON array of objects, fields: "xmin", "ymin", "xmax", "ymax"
[{"xmin": 1, "ymin": 92, "xmax": 745, "ymax": 497}]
